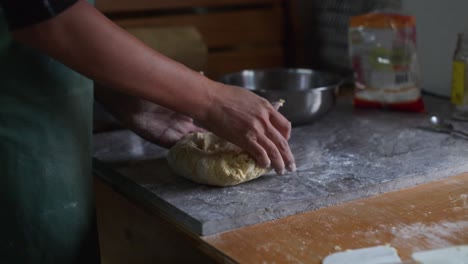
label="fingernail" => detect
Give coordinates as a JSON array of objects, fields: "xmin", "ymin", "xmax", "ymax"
[
  {"xmin": 276, "ymin": 168, "xmax": 285, "ymax": 175},
  {"xmin": 287, "ymin": 162, "xmax": 296, "ymax": 172}
]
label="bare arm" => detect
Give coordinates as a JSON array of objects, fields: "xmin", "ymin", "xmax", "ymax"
[
  {"xmin": 10, "ymin": 0, "xmax": 295, "ymax": 174},
  {"xmin": 11, "ymin": 0, "xmax": 212, "ymax": 120}
]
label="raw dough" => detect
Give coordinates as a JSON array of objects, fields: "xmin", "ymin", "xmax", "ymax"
[{"xmin": 167, "ymin": 132, "xmax": 269, "ymax": 186}]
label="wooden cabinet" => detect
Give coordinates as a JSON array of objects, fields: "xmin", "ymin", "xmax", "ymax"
[{"xmin": 96, "ymin": 0, "xmax": 301, "ymax": 79}]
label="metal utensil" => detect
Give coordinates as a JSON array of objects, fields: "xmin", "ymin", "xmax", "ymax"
[
  {"xmin": 426, "ymin": 116, "xmax": 468, "ymax": 137},
  {"xmin": 219, "ymin": 68, "xmax": 342, "ymax": 126}
]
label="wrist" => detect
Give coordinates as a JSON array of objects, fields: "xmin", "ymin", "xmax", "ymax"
[{"xmin": 187, "ymin": 78, "xmax": 220, "ymax": 124}]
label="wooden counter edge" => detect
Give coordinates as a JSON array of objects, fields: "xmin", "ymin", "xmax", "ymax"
[{"xmin": 202, "ymin": 173, "xmax": 468, "ymax": 264}]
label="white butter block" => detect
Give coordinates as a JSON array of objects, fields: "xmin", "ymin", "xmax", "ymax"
[{"xmin": 323, "ymin": 245, "xmax": 402, "ymax": 264}]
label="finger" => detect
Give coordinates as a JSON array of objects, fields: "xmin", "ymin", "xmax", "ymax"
[
  {"xmin": 192, "ymin": 126, "xmax": 207, "ymax": 133},
  {"xmin": 174, "ymin": 114, "xmax": 195, "ymax": 122},
  {"xmin": 257, "ymin": 135, "xmax": 285, "ymax": 175},
  {"xmin": 265, "ymin": 125, "xmax": 296, "ymax": 172},
  {"xmin": 185, "ymin": 123, "xmax": 206, "ymax": 133},
  {"xmin": 244, "ymin": 138, "xmax": 270, "ymax": 168},
  {"xmin": 270, "ymin": 111, "xmax": 292, "ymax": 140},
  {"xmin": 271, "ymin": 99, "xmax": 285, "ymax": 110},
  {"xmin": 178, "ymin": 118, "xmax": 206, "ymax": 133}
]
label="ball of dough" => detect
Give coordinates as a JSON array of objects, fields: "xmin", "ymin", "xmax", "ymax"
[{"xmin": 167, "ymin": 132, "xmax": 270, "ymax": 186}]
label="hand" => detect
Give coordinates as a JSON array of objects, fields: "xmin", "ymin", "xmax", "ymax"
[
  {"xmin": 125, "ymin": 103, "xmax": 205, "ymax": 148},
  {"xmin": 95, "ymin": 86, "xmax": 204, "ymax": 148},
  {"xmin": 197, "ymin": 83, "xmax": 296, "ymax": 175}
]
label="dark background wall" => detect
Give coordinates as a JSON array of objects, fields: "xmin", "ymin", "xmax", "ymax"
[{"xmin": 294, "ymin": 0, "xmax": 402, "ymax": 78}]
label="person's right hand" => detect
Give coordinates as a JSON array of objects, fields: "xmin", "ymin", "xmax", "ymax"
[{"xmin": 197, "ymin": 83, "xmax": 296, "ymax": 175}]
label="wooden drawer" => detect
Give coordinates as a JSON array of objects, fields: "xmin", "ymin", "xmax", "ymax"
[
  {"xmin": 113, "ymin": 7, "xmax": 284, "ymax": 49},
  {"xmin": 97, "ymin": 0, "xmax": 282, "ymax": 13},
  {"xmin": 97, "ymin": 0, "xmax": 288, "ymax": 78}
]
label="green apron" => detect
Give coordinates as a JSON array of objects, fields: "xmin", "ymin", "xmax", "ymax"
[{"xmin": 0, "ymin": 5, "xmax": 100, "ymax": 264}]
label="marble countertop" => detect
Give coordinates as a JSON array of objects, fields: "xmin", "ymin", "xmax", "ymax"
[{"xmin": 93, "ymin": 95, "xmax": 468, "ymax": 235}]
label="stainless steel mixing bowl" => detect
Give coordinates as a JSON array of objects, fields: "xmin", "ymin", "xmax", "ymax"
[{"xmin": 219, "ymin": 68, "xmax": 342, "ymax": 126}]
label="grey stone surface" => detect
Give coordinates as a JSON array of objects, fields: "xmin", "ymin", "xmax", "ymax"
[{"xmin": 93, "ymin": 96, "xmax": 468, "ymax": 235}]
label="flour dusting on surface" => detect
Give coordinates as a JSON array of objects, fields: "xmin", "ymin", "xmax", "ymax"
[{"xmin": 389, "ymin": 220, "xmax": 468, "ymax": 250}]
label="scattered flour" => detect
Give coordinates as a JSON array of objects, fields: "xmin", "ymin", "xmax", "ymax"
[{"xmin": 390, "ymin": 220, "xmax": 468, "ymax": 250}]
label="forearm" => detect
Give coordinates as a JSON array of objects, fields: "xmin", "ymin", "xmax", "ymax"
[{"xmin": 11, "ymin": 0, "xmax": 215, "ymax": 120}]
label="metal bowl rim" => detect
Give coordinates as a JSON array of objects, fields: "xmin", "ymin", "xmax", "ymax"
[{"xmin": 219, "ymin": 67, "xmax": 342, "ymax": 92}]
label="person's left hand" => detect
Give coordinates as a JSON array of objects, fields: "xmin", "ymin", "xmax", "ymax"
[
  {"xmin": 95, "ymin": 86, "xmax": 204, "ymax": 148},
  {"xmin": 125, "ymin": 103, "xmax": 205, "ymax": 148}
]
